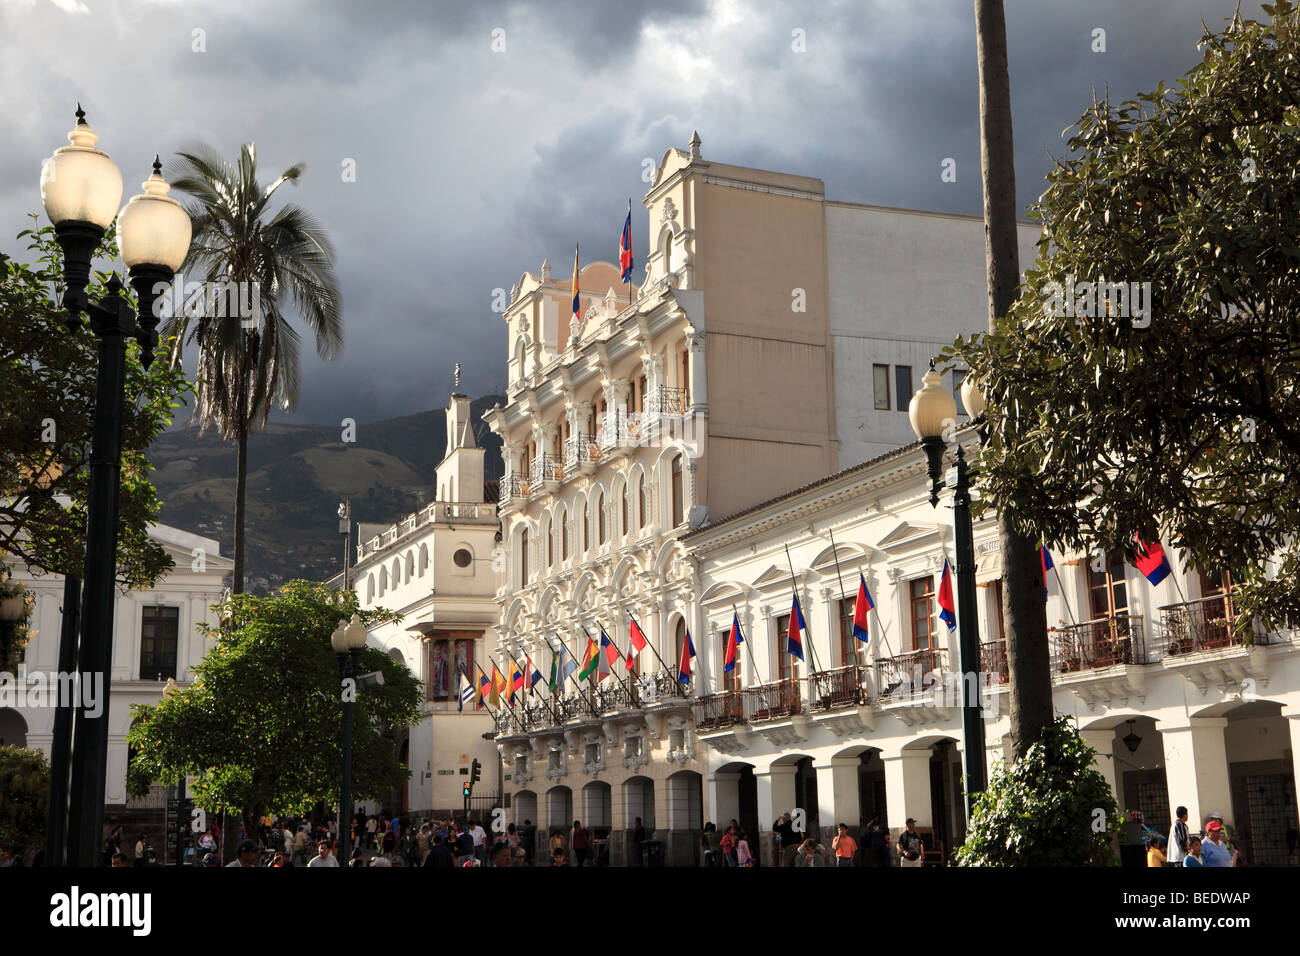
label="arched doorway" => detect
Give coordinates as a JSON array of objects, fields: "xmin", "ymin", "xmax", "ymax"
[
  {"xmin": 579, "ymin": 781, "xmax": 611, "ymax": 866},
  {"xmin": 667, "ymin": 769, "xmax": 703, "ymax": 867},
  {"xmin": 928, "ymin": 738, "xmax": 963, "ymax": 862},
  {"xmin": 712, "ymin": 761, "xmax": 760, "ymax": 863},
  {"xmin": 0, "ymin": 708, "xmax": 27, "ymax": 748},
  {"xmin": 546, "ymin": 785, "xmax": 573, "ymax": 839},
  {"xmin": 622, "ymin": 776, "xmax": 655, "ymax": 866},
  {"xmin": 1218, "ymin": 700, "xmax": 1299, "ymax": 866}
]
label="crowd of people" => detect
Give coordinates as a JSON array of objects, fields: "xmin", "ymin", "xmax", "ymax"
[
  {"xmin": 700, "ymin": 813, "xmax": 920, "ymax": 867},
  {"xmin": 1146, "ymin": 808, "xmax": 1240, "ymax": 867}
]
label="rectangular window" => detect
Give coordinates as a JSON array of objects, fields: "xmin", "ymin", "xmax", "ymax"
[
  {"xmin": 776, "ymin": 613, "xmax": 792, "ymax": 681},
  {"xmin": 895, "ymin": 365, "xmax": 913, "ymax": 412},
  {"xmin": 838, "ymin": 596, "xmax": 857, "ymax": 666},
  {"xmin": 722, "ymin": 629, "xmax": 740, "ymax": 692},
  {"xmin": 140, "ymin": 606, "xmax": 180, "ymax": 681},
  {"xmin": 1087, "ymin": 554, "xmax": 1128, "ymax": 620},
  {"xmin": 873, "ymin": 364, "xmax": 890, "ymax": 411},
  {"xmin": 953, "ymin": 369, "xmax": 967, "ymax": 415},
  {"xmin": 910, "ymin": 576, "xmax": 935, "ymax": 651}
]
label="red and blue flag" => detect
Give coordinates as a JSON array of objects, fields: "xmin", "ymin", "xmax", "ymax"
[
  {"xmin": 937, "ymin": 559, "xmax": 957, "ymax": 632},
  {"xmin": 724, "ymin": 612, "xmax": 744, "ymax": 673},
  {"xmin": 619, "ymin": 203, "xmax": 634, "ymax": 282},
  {"xmin": 678, "ymin": 630, "xmax": 696, "ymax": 686},
  {"xmin": 1134, "ymin": 535, "xmax": 1172, "ymax": 585},
  {"xmin": 787, "ymin": 593, "xmax": 806, "ymax": 661},
  {"xmin": 571, "ymin": 243, "xmax": 580, "ymax": 320},
  {"xmin": 853, "ymin": 573, "xmax": 873, "ymax": 643}
]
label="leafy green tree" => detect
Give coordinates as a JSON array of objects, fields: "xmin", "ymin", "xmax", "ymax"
[
  {"xmin": 955, "ymin": 717, "xmax": 1121, "ymax": 866},
  {"xmin": 0, "ymin": 217, "xmax": 191, "ymax": 585},
  {"xmin": 948, "ymin": 3, "xmax": 1300, "ymax": 633},
  {"xmin": 0, "ymin": 746, "xmax": 50, "ymax": 861},
  {"xmin": 125, "ymin": 581, "xmax": 421, "ymax": 839},
  {"xmin": 162, "ymin": 145, "xmax": 343, "ymax": 594}
]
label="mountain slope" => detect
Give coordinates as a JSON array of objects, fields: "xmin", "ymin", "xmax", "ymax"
[{"xmin": 149, "ymin": 395, "xmax": 504, "ymax": 593}]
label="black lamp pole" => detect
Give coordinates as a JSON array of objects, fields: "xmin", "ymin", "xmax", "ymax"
[
  {"xmin": 922, "ymin": 440, "xmax": 987, "ymax": 816},
  {"xmin": 56, "ymin": 217, "xmax": 174, "ymax": 869},
  {"xmin": 45, "ymin": 573, "xmax": 80, "ymax": 866},
  {"xmin": 338, "ymin": 646, "xmax": 359, "ymax": 863}
]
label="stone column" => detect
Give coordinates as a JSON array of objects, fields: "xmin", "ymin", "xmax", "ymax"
[
  {"xmin": 882, "ymin": 748, "xmax": 933, "ymax": 830},
  {"xmin": 816, "ymin": 758, "xmax": 861, "ymax": 853},
  {"xmin": 1079, "ymin": 727, "xmax": 1120, "ymax": 805},
  {"xmin": 686, "ymin": 328, "xmax": 707, "ymax": 415},
  {"xmin": 1160, "ymin": 717, "xmax": 1234, "ymax": 829},
  {"xmin": 755, "ymin": 765, "xmax": 797, "ymax": 866}
]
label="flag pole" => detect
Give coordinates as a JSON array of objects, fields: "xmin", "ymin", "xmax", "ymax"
[
  {"xmin": 572, "ymin": 628, "xmax": 600, "ymax": 716},
  {"xmin": 474, "ymin": 664, "xmax": 499, "ymax": 717},
  {"xmin": 629, "ymin": 611, "xmax": 684, "ymax": 698},
  {"xmin": 600, "ymin": 616, "xmax": 635, "ymax": 698},
  {"xmin": 732, "ymin": 601, "xmax": 765, "ymax": 686},
  {"xmin": 784, "ymin": 542, "xmax": 822, "ymax": 674},
  {"xmin": 1051, "ymin": 562, "xmax": 1077, "ymax": 626},
  {"xmin": 536, "ymin": 641, "xmax": 563, "ymax": 725}
]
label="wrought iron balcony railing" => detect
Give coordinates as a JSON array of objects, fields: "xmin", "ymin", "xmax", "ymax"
[
  {"xmin": 874, "ymin": 647, "xmax": 949, "ymax": 698},
  {"xmin": 981, "ymin": 640, "xmax": 1009, "ymax": 684},
  {"xmin": 1051, "ymin": 613, "xmax": 1149, "ymax": 673},
  {"xmin": 645, "ymin": 385, "xmax": 687, "ymax": 417},
  {"xmin": 529, "ymin": 454, "xmax": 563, "ymax": 488},
  {"xmin": 1159, "ymin": 593, "xmax": 1243, "ymax": 656},
  {"xmin": 563, "ymin": 434, "xmax": 602, "ymax": 472},
  {"xmin": 809, "ymin": 663, "xmax": 869, "ymax": 709}
]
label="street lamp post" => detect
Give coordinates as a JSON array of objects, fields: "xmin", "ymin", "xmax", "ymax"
[
  {"xmin": 909, "ymin": 362, "xmax": 988, "ymax": 816},
  {"xmin": 331, "ymin": 613, "xmax": 367, "ymax": 864},
  {"xmin": 41, "ymin": 107, "xmax": 191, "ymax": 866}
]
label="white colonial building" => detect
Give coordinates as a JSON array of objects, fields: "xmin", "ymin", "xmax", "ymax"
[
  {"xmin": 684, "ymin": 429, "xmax": 1300, "ymax": 866},
  {"xmin": 347, "ymin": 389, "xmax": 502, "ymax": 818},
  {"xmin": 486, "ymin": 135, "xmax": 1041, "ymax": 865},
  {"xmin": 1, "ymin": 521, "xmax": 232, "ymax": 847}
]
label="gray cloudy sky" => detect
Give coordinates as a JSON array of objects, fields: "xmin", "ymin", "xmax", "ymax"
[{"xmin": 0, "ymin": 0, "xmax": 1257, "ymax": 427}]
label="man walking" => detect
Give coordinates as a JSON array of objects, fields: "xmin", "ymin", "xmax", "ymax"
[
  {"xmin": 897, "ymin": 819, "xmax": 924, "ymax": 867},
  {"xmin": 307, "ymin": 841, "xmax": 339, "ymax": 867},
  {"xmin": 469, "ymin": 818, "xmax": 488, "ymax": 865},
  {"xmin": 1168, "ymin": 807, "xmax": 1189, "ymax": 866},
  {"xmin": 632, "ymin": 816, "xmax": 647, "ymax": 867}
]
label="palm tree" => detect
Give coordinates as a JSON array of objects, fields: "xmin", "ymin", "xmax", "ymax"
[
  {"xmin": 163, "ymin": 143, "xmax": 342, "ymax": 593},
  {"xmin": 974, "ymin": 0, "xmax": 1052, "ymax": 758}
]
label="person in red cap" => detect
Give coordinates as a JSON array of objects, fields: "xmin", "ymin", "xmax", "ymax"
[{"xmin": 1200, "ymin": 820, "xmax": 1236, "ymax": 867}]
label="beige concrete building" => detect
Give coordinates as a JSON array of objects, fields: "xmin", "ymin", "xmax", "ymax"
[
  {"xmin": 485, "ymin": 135, "xmax": 1040, "ymax": 864},
  {"xmin": 348, "ymin": 390, "xmax": 502, "ymax": 819}
]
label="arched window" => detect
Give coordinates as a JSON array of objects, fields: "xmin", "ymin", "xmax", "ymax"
[
  {"xmin": 366, "ymin": 574, "xmax": 374, "ymax": 602},
  {"xmin": 548, "ymin": 522, "xmax": 555, "ymax": 566},
  {"xmin": 597, "ymin": 491, "xmax": 607, "ymax": 543},
  {"xmin": 562, "ymin": 513, "xmax": 569, "ymax": 560},
  {"xmin": 583, "ymin": 506, "xmax": 590, "ymax": 552},
  {"xmin": 406, "ymin": 551, "xmax": 415, "ymax": 579},
  {"xmin": 638, "ymin": 474, "xmax": 648, "ymax": 529},
  {"xmin": 379, "ymin": 568, "xmax": 388, "ymax": 596},
  {"xmin": 671, "ymin": 454, "xmax": 684, "ymax": 527},
  {"xmin": 621, "ymin": 486, "xmax": 629, "ymax": 536},
  {"xmin": 392, "ymin": 558, "xmax": 402, "ymax": 586},
  {"xmin": 674, "ymin": 617, "xmax": 687, "ymax": 668}
]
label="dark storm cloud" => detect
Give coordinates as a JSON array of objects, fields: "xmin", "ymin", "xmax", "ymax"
[{"xmin": 0, "ymin": 0, "xmax": 1265, "ymax": 428}]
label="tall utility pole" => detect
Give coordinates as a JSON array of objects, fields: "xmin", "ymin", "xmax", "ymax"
[{"xmin": 974, "ymin": 0, "xmax": 1053, "ymax": 759}]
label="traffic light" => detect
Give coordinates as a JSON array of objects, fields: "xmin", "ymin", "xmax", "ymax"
[
  {"xmin": 463, "ymin": 783, "xmax": 471, "ymax": 798},
  {"xmin": 471, "ymin": 758, "xmax": 481, "ymax": 784}
]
